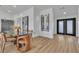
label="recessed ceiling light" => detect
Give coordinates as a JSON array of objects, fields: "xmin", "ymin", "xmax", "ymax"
[
  {"xmin": 12, "ymin": 5, "xmax": 16, "ymax": 8},
  {"xmin": 64, "ymin": 12, "xmax": 66, "ymax": 15},
  {"xmin": 8, "ymin": 10, "xmax": 11, "ymax": 12}
]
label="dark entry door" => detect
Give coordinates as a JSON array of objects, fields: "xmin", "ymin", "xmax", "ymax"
[{"xmin": 57, "ymin": 18, "xmax": 76, "ymax": 36}]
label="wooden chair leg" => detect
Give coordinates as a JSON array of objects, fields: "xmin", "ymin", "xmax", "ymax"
[
  {"xmin": 1, "ymin": 42, "xmax": 6, "ymax": 53},
  {"xmin": 0, "ymin": 40, "xmax": 3, "ymax": 52},
  {"xmin": 0, "ymin": 33, "xmax": 6, "ymax": 53}
]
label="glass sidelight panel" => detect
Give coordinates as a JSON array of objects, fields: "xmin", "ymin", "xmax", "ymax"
[
  {"xmin": 67, "ymin": 20, "xmax": 73, "ymax": 34},
  {"xmin": 22, "ymin": 16, "xmax": 29, "ymax": 34},
  {"xmin": 59, "ymin": 21, "xmax": 64, "ymax": 33}
]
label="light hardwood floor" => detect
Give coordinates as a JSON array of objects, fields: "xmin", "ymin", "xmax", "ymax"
[
  {"xmin": 27, "ymin": 35, "xmax": 79, "ymax": 53},
  {"xmin": 0, "ymin": 35, "xmax": 79, "ymax": 53}
]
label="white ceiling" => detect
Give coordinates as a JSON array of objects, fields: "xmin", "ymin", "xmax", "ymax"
[
  {"xmin": 0, "ymin": 5, "xmax": 33, "ymax": 15},
  {"xmin": 0, "ymin": 5, "xmax": 78, "ymax": 17}
]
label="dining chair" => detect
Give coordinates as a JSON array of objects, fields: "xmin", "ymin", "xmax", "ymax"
[{"xmin": 0, "ymin": 33, "xmax": 16, "ymax": 53}]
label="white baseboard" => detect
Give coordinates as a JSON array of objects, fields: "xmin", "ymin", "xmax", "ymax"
[
  {"xmin": 32, "ymin": 33, "xmax": 54, "ymax": 39},
  {"xmin": 32, "ymin": 34, "xmax": 39, "ymax": 38}
]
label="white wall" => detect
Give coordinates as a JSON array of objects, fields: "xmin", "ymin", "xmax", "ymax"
[
  {"xmin": 14, "ymin": 7, "xmax": 34, "ymax": 29},
  {"xmin": 0, "ymin": 6, "xmax": 77, "ymax": 38},
  {"xmin": 38, "ymin": 8, "xmax": 54, "ymax": 38},
  {"xmin": 14, "ymin": 7, "xmax": 55, "ymax": 38},
  {"xmin": 33, "ymin": 15, "xmax": 40, "ymax": 37},
  {"xmin": 33, "ymin": 6, "xmax": 78, "ymax": 38},
  {"xmin": 77, "ymin": 7, "xmax": 79, "ymax": 37},
  {"xmin": 54, "ymin": 7, "xmax": 78, "ymax": 36},
  {"xmin": 14, "ymin": 7, "xmax": 34, "ymax": 36},
  {"xmin": 13, "ymin": 6, "xmax": 79, "ymax": 38},
  {"xmin": 33, "ymin": 7, "xmax": 41, "ymax": 37}
]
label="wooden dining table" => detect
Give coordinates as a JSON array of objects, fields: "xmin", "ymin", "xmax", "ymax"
[{"xmin": 0, "ymin": 32, "xmax": 32, "ymax": 52}]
